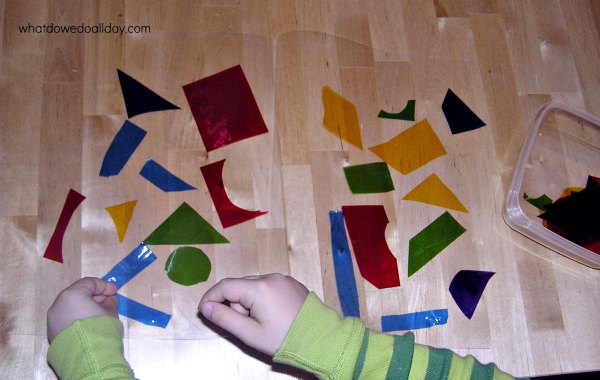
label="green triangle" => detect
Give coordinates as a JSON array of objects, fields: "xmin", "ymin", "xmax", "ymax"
[{"xmin": 145, "ymin": 202, "xmax": 229, "ymax": 245}]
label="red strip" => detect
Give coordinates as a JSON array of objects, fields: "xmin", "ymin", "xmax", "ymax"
[
  {"xmin": 342, "ymin": 205, "xmax": 400, "ymax": 289},
  {"xmin": 43, "ymin": 189, "xmax": 86, "ymax": 263},
  {"xmin": 200, "ymin": 159, "xmax": 267, "ymax": 228}
]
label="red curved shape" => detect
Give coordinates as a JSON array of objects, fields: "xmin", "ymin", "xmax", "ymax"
[
  {"xmin": 200, "ymin": 159, "xmax": 267, "ymax": 228},
  {"xmin": 341, "ymin": 205, "xmax": 400, "ymax": 289},
  {"xmin": 43, "ymin": 189, "xmax": 86, "ymax": 263}
]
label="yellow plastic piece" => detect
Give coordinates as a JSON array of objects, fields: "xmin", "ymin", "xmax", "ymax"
[
  {"xmin": 402, "ymin": 174, "xmax": 468, "ymax": 212},
  {"xmin": 105, "ymin": 200, "xmax": 138, "ymax": 243},
  {"xmin": 322, "ymin": 86, "xmax": 363, "ymax": 150}
]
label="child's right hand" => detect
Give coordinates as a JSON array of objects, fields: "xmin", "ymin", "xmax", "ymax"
[{"xmin": 198, "ymin": 273, "xmax": 309, "ymax": 356}]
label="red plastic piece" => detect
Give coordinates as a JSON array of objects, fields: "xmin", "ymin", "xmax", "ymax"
[
  {"xmin": 341, "ymin": 205, "xmax": 400, "ymax": 289},
  {"xmin": 200, "ymin": 159, "xmax": 267, "ymax": 228},
  {"xmin": 43, "ymin": 189, "xmax": 86, "ymax": 263}
]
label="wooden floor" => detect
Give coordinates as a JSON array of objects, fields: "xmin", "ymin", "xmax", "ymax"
[{"xmin": 1, "ymin": 0, "xmax": 600, "ymax": 378}]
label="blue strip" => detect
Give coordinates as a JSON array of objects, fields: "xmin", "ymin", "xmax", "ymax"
[
  {"xmin": 102, "ymin": 243, "xmax": 156, "ymax": 289},
  {"xmin": 100, "ymin": 120, "xmax": 147, "ymax": 177},
  {"xmin": 381, "ymin": 309, "xmax": 448, "ymax": 332},
  {"xmin": 140, "ymin": 158, "xmax": 196, "ymax": 192},
  {"xmin": 329, "ymin": 211, "xmax": 360, "ymax": 317},
  {"xmin": 115, "ymin": 293, "xmax": 171, "ymax": 328}
]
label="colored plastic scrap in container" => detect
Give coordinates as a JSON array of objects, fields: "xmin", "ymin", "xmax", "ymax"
[
  {"xmin": 200, "ymin": 159, "xmax": 267, "ymax": 228},
  {"xmin": 408, "ymin": 211, "xmax": 466, "ymax": 277},
  {"xmin": 182, "ymin": 65, "xmax": 268, "ymax": 152},
  {"xmin": 342, "ymin": 205, "xmax": 400, "ymax": 289},
  {"xmin": 369, "ymin": 119, "xmax": 446, "ymax": 175},
  {"xmin": 322, "ymin": 86, "xmax": 363, "ymax": 150}
]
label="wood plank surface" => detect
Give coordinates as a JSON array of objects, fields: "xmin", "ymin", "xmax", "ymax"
[{"xmin": 1, "ymin": 1, "xmax": 599, "ymax": 378}]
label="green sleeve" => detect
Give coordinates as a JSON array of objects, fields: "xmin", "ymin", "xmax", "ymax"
[
  {"xmin": 274, "ymin": 292, "xmax": 519, "ymax": 380},
  {"xmin": 47, "ymin": 316, "xmax": 134, "ymax": 380}
]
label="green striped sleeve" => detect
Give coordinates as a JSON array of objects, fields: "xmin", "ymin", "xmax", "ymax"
[
  {"xmin": 386, "ymin": 334, "xmax": 415, "ymax": 380},
  {"xmin": 352, "ymin": 333, "xmax": 369, "ymax": 379},
  {"xmin": 359, "ymin": 330, "xmax": 394, "ymax": 378},
  {"xmin": 424, "ymin": 347, "xmax": 453, "ymax": 380},
  {"xmin": 408, "ymin": 344, "xmax": 429, "ymax": 380},
  {"xmin": 448, "ymin": 352, "xmax": 475, "ymax": 379}
]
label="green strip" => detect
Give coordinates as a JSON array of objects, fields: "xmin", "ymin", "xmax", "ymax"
[
  {"xmin": 352, "ymin": 332, "xmax": 369, "ymax": 380},
  {"xmin": 378, "ymin": 100, "xmax": 416, "ymax": 121},
  {"xmin": 145, "ymin": 202, "xmax": 229, "ymax": 245},
  {"xmin": 424, "ymin": 347, "xmax": 452, "ymax": 380},
  {"xmin": 386, "ymin": 333, "xmax": 415, "ymax": 380},
  {"xmin": 408, "ymin": 212, "xmax": 466, "ymax": 277},
  {"xmin": 523, "ymin": 193, "xmax": 553, "ymax": 212},
  {"xmin": 344, "ymin": 162, "xmax": 395, "ymax": 194},
  {"xmin": 469, "ymin": 360, "xmax": 495, "ymax": 380}
]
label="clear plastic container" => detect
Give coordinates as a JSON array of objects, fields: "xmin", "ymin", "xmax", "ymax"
[{"xmin": 503, "ymin": 102, "xmax": 600, "ymax": 269}]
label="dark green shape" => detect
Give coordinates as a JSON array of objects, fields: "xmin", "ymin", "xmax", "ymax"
[
  {"xmin": 408, "ymin": 212, "xmax": 466, "ymax": 277},
  {"xmin": 343, "ymin": 162, "xmax": 395, "ymax": 194},
  {"xmin": 524, "ymin": 192, "xmax": 553, "ymax": 212},
  {"xmin": 145, "ymin": 202, "xmax": 229, "ymax": 245},
  {"xmin": 165, "ymin": 246, "xmax": 211, "ymax": 286},
  {"xmin": 378, "ymin": 99, "xmax": 416, "ymax": 121}
]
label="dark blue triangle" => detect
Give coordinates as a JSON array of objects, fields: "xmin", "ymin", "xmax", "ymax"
[
  {"xmin": 117, "ymin": 69, "xmax": 180, "ymax": 118},
  {"xmin": 442, "ymin": 89, "xmax": 486, "ymax": 134}
]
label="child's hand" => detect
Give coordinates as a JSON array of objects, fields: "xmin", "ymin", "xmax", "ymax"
[
  {"xmin": 199, "ymin": 273, "xmax": 309, "ymax": 356},
  {"xmin": 47, "ymin": 277, "xmax": 119, "ymax": 343}
]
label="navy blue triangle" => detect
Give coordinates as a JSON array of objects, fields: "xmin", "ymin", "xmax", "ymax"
[
  {"xmin": 442, "ymin": 89, "xmax": 486, "ymax": 134},
  {"xmin": 117, "ymin": 69, "xmax": 180, "ymax": 118}
]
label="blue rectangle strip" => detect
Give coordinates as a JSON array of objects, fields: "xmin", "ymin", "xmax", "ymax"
[
  {"xmin": 381, "ymin": 309, "xmax": 448, "ymax": 332},
  {"xmin": 100, "ymin": 120, "xmax": 147, "ymax": 177},
  {"xmin": 102, "ymin": 243, "xmax": 156, "ymax": 288},
  {"xmin": 329, "ymin": 210, "xmax": 360, "ymax": 318},
  {"xmin": 116, "ymin": 293, "xmax": 171, "ymax": 328}
]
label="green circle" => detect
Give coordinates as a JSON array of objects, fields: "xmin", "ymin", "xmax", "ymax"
[{"xmin": 165, "ymin": 246, "xmax": 212, "ymax": 286}]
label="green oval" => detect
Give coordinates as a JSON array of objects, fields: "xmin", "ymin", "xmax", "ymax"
[{"xmin": 165, "ymin": 246, "xmax": 211, "ymax": 286}]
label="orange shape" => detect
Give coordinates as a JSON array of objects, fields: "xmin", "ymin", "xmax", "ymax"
[
  {"xmin": 402, "ymin": 174, "xmax": 468, "ymax": 212},
  {"xmin": 369, "ymin": 119, "xmax": 446, "ymax": 175},
  {"xmin": 322, "ymin": 86, "xmax": 363, "ymax": 150},
  {"xmin": 106, "ymin": 200, "xmax": 137, "ymax": 243}
]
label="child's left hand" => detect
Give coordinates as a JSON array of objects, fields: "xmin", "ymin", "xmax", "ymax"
[{"xmin": 47, "ymin": 277, "xmax": 119, "ymax": 343}]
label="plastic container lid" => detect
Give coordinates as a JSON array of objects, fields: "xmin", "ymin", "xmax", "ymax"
[{"xmin": 503, "ymin": 102, "xmax": 600, "ymax": 269}]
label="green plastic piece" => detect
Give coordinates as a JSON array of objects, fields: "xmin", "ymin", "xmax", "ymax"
[
  {"xmin": 343, "ymin": 162, "xmax": 395, "ymax": 194},
  {"xmin": 165, "ymin": 246, "xmax": 212, "ymax": 286},
  {"xmin": 145, "ymin": 202, "xmax": 229, "ymax": 245},
  {"xmin": 408, "ymin": 211, "xmax": 466, "ymax": 277},
  {"xmin": 523, "ymin": 193, "xmax": 553, "ymax": 212},
  {"xmin": 378, "ymin": 100, "xmax": 416, "ymax": 121}
]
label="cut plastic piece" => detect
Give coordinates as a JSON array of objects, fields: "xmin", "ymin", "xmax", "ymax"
[
  {"xmin": 402, "ymin": 174, "xmax": 468, "ymax": 212},
  {"xmin": 200, "ymin": 159, "xmax": 267, "ymax": 228},
  {"xmin": 165, "ymin": 246, "xmax": 212, "ymax": 286},
  {"xmin": 144, "ymin": 202, "xmax": 229, "ymax": 245},
  {"xmin": 105, "ymin": 200, "xmax": 137, "ymax": 243},
  {"xmin": 43, "ymin": 189, "xmax": 86, "ymax": 263},
  {"xmin": 408, "ymin": 212, "xmax": 466, "ymax": 277},
  {"xmin": 140, "ymin": 158, "xmax": 196, "ymax": 192},
  {"xmin": 441, "ymin": 88, "xmax": 486, "ymax": 134},
  {"xmin": 369, "ymin": 119, "xmax": 446, "ymax": 175},
  {"xmin": 329, "ymin": 211, "xmax": 360, "ymax": 318},
  {"xmin": 449, "ymin": 270, "xmax": 495, "ymax": 319},
  {"xmin": 115, "ymin": 293, "xmax": 171, "ymax": 328},
  {"xmin": 381, "ymin": 309, "xmax": 448, "ymax": 332},
  {"xmin": 117, "ymin": 69, "xmax": 180, "ymax": 119},
  {"xmin": 343, "ymin": 162, "xmax": 394, "ymax": 194},
  {"xmin": 523, "ymin": 193, "xmax": 553, "ymax": 212},
  {"xmin": 182, "ymin": 65, "xmax": 268, "ymax": 152},
  {"xmin": 99, "ymin": 120, "xmax": 147, "ymax": 177},
  {"xmin": 378, "ymin": 99, "xmax": 416, "ymax": 121},
  {"xmin": 101, "ymin": 243, "xmax": 171, "ymax": 328},
  {"xmin": 322, "ymin": 86, "xmax": 363, "ymax": 150},
  {"xmin": 102, "ymin": 243, "xmax": 156, "ymax": 289},
  {"xmin": 342, "ymin": 205, "xmax": 400, "ymax": 289}
]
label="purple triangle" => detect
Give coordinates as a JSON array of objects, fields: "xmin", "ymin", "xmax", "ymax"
[
  {"xmin": 449, "ymin": 270, "xmax": 494, "ymax": 319},
  {"xmin": 117, "ymin": 69, "xmax": 180, "ymax": 118},
  {"xmin": 442, "ymin": 89, "xmax": 486, "ymax": 134}
]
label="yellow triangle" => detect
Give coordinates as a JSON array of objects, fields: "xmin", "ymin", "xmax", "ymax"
[
  {"xmin": 322, "ymin": 86, "xmax": 363, "ymax": 150},
  {"xmin": 105, "ymin": 200, "xmax": 138, "ymax": 243},
  {"xmin": 402, "ymin": 174, "xmax": 468, "ymax": 212}
]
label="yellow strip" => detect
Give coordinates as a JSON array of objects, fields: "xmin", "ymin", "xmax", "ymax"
[
  {"xmin": 359, "ymin": 331, "xmax": 394, "ymax": 379},
  {"xmin": 407, "ymin": 344, "xmax": 429, "ymax": 380}
]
